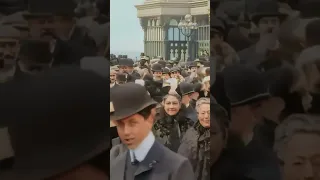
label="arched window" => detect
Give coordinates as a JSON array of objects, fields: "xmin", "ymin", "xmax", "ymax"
[{"xmin": 167, "ymin": 19, "xmax": 186, "ymax": 41}]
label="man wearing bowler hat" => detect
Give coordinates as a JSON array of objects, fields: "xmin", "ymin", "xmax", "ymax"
[
  {"xmin": 0, "ymin": 66, "xmax": 110, "ymax": 180},
  {"xmin": 110, "ymin": 83, "xmax": 195, "ymax": 180},
  {"xmin": 238, "ymin": 1, "xmax": 287, "ymax": 68},
  {"xmin": 23, "ymin": 0, "xmax": 96, "ymax": 66},
  {"xmin": 213, "ymin": 65, "xmax": 282, "ymax": 180}
]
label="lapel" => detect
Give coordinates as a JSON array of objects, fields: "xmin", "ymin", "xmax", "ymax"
[
  {"xmin": 134, "ymin": 141, "xmax": 164, "ymax": 176},
  {"xmin": 112, "ymin": 151, "xmax": 127, "ymax": 180}
]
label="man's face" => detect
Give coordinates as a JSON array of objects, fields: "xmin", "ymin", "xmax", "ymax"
[
  {"xmin": 258, "ymin": 16, "xmax": 280, "ymax": 36},
  {"xmin": 119, "ymin": 66, "xmax": 133, "ymax": 74},
  {"xmin": 27, "ymin": 15, "xmax": 73, "ymax": 40},
  {"xmin": 110, "ymin": 70, "xmax": 116, "ymax": 83},
  {"xmin": 0, "ymin": 38, "xmax": 19, "ymax": 71},
  {"xmin": 283, "ymin": 132, "xmax": 320, "ymax": 180},
  {"xmin": 152, "ymin": 71, "xmax": 162, "ymax": 79},
  {"xmin": 190, "ymin": 67, "xmax": 197, "ymax": 73},
  {"xmin": 162, "ymin": 73, "xmax": 170, "ymax": 80},
  {"xmin": 113, "ymin": 113, "xmax": 154, "ymax": 149}
]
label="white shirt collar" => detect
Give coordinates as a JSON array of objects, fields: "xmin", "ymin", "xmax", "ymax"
[{"xmin": 129, "ymin": 132, "xmax": 155, "ymax": 162}]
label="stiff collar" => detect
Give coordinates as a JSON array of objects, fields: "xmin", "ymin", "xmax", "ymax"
[{"xmin": 129, "ymin": 131, "xmax": 155, "ymax": 162}]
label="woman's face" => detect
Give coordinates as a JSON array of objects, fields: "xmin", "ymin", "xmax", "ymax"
[
  {"xmin": 198, "ymin": 104, "xmax": 210, "ymax": 128},
  {"xmin": 164, "ymin": 95, "xmax": 181, "ymax": 116},
  {"xmin": 210, "ymin": 118, "xmax": 226, "ymax": 165}
]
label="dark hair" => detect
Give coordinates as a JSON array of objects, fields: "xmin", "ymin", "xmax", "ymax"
[
  {"xmin": 137, "ymin": 104, "xmax": 157, "ymax": 119},
  {"xmin": 211, "ymin": 102, "xmax": 229, "ymax": 138}
]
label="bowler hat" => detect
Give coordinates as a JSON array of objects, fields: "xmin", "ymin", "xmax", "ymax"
[
  {"xmin": 118, "ymin": 58, "xmax": 134, "ymax": 67},
  {"xmin": 251, "ymin": 1, "xmax": 287, "ymax": 25},
  {"xmin": 0, "ymin": 25, "xmax": 20, "ymax": 39},
  {"xmin": 223, "ymin": 65, "xmax": 270, "ymax": 107},
  {"xmin": 151, "ymin": 63, "xmax": 163, "ymax": 72},
  {"xmin": 0, "ymin": 66, "xmax": 110, "ymax": 180},
  {"xmin": 162, "ymin": 67, "xmax": 170, "ymax": 74},
  {"xmin": 170, "ymin": 67, "xmax": 180, "ymax": 73},
  {"xmin": 23, "ymin": 0, "xmax": 76, "ymax": 18},
  {"xmin": 179, "ymin": 82, "xmax": 195, "ymax": 96},
  {"xmin": 110, "ymin": 83, "xmax": 157, "ymax": 121}
]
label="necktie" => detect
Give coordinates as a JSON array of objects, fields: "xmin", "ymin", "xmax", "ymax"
[{"xmin": 131, "ymin": 151, "xmax": 139, "ymax": 165}]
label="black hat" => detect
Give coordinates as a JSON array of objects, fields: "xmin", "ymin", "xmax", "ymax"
[
  {"xmin": 118, "ymin": 58, "xmax": 134, "ymax": 67},
  {"xmin": 157, "ymin": 60, "xmax": 166, "ymax": 68},
  {"xmin": 262, "ymin": 66, "xmax": 295, "ymax": 98},
  {"xmin": 0, "ymin": 66, "xmax": 110, "ymax": 180},
  {"xmin": 116, "ymin": 73, "xmax": 127, "ymax": 83},
  {"xmin": 110, "ymin": 83, "xmax": 157, "ymax": 121},
  {"xmin": 251, "ymin": 1, "xmax": 287, "ymax": 25},
  {"xmin": 162, "ymin": 67, "xmax": 170, "ymax": 74},
  {"xmin": 223, "ymin": 65, "xmax": 270, "ymax": 107},
  {"xmin": 179, "ymin": 82, "xmax": 195, "ymax": 96},
  {"xmin": 170, "ymin": 67, "xmax": 180, "ymax": 73},
  {"xmin": 211, "ymin": 16, "xmax": 225, "ymax": 34},
  {"xmin": 166, "ymin": 63, "xmax": 173, "ymax": 68},
  {"xmin": 23, "ymin": 0, "xmax": 76, "ymax": 18},
  {"xmin": 151, "ymin": 63, "xmax": 162, "ymax": 72},
  {"xmin": 194, "ymin": 83, "xmax": 202, "ymax": 93},
  {"xmin": 188, "ymin": 61, "xmax": 198, "ymax": 68}
]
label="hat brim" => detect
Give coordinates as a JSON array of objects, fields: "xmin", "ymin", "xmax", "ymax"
[
  {"xmin": 111, "ymin": 99, "xmax": 158, "ymax": 121},
  {"xmin": 230, "ymin": 93, "xmax": 271, "ymax": 107},
  {"xmin": 0, "ymin": 136, "xmax": 109, "ymax": 180},
  {"xmin": 182, "ymin": 90, "xmax": 195, "ymax": 96},
  {"xmin": 22, "ymin": 13, "xmax": 53, "ymax": 19},
  {"xmin": 252, "ymin": 13, "xmax": 287, "ymax": 25}
]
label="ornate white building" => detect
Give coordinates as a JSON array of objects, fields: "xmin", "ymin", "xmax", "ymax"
[{"xmin": 135, "ymin": 0, "xmax": 209, "ymax": 61}]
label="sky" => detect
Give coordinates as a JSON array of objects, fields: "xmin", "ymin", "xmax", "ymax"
[{"xmin": 110, "ymin": 0, "xmax": 145, "ymax": 59}]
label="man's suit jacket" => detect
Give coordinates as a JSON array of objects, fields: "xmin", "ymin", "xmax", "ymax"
[{"xmin": 110, "ymin": 141, "xmax": 195, "ymax": 180}]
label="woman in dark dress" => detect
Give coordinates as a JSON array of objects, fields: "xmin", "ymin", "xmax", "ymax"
[
  {"xmin": 177, "ymin": 98, "xmax": 211, "ymax": 180},
  {"xmin": 153, "ymin": 93, "xmax": 194, "ymax": 152}
]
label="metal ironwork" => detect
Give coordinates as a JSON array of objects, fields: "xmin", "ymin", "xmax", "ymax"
[{"xmin": 178, "ymin": 14, "xmax": 198, "ymax": 61}]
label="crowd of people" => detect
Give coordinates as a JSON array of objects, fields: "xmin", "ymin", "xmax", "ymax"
[
  {"xmin": 211, "ymin": 0, "xmax": 320, "ymax": 180},
  {"xmin": 0, "ymin": 0, "xmax": 111, "ymax": 179},
  {"xmin": 110, "ymin": 54, "xmax": 212, "ymax": 179}
]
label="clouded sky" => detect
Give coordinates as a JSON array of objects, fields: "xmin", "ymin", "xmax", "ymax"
[{"xmin": 110, "ymin": 0, "xmax": 145, "ymax": 58}]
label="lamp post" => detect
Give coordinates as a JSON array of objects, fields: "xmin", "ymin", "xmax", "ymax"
[{"xmin": 178, "ymin": 14, "xmax": 198, "ymax": 62}]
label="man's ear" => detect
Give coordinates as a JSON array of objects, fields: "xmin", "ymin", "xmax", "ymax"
[{"xmin": 147, "ymin": 107, "xmax": 157, "ymax": 124}]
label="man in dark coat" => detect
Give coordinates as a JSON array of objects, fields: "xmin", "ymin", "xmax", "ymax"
[
  {"xmin": 118, "ymin": 58, "xmax": 140, "ymax": 82},
  {"xmin": 211, "ymin": 65, "xmax": 282, "ymax": 180},
  {"xmin": 110, "ymin": 83, "xmax": 195, "ymax": 180},
  {"xmin": 237, "ymin": 1, "xmax": 287, "ymax": 70},
  {"xmin": 0, "ymin": 66, "xmax": 110, "ymax": 180},
  {"xmin": 23, "ymin": 0, "xmax": 97, "ymax": 66}
]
